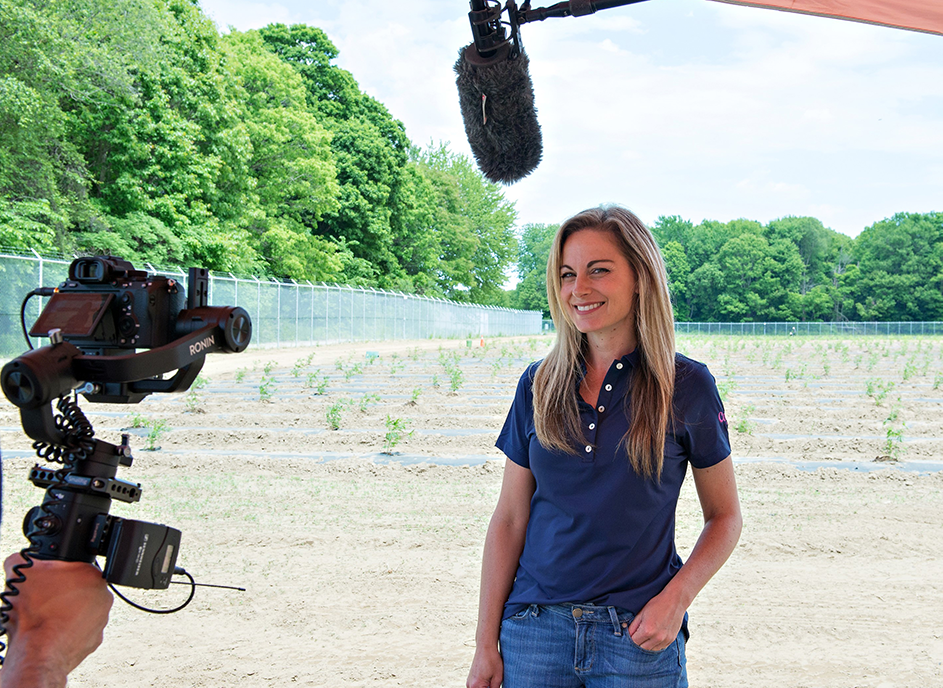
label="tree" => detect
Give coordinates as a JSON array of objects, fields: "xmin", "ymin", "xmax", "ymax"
[
  {"xmin": 849, "ymin": 212, "xmax": 943, "ymax": 321},
  {"xmin": 221, "ymin": 30, "xmax": 340, "ymax": 280},
  {"xmin": 512, "ymin": 222, "xmax": 557, "ymax": 316},
  {"xmin": 416, "ymin": 144, "xmax": 517, "ymax": 303}
]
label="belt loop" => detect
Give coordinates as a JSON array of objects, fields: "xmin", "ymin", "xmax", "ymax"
[{"xmin": 607, "ymin": 606, "xmax": 621, "ymax": 636}]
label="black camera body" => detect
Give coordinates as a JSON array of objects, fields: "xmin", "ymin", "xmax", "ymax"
[
  {"xmin": 30, "ymin": 256, "xmax": 187, "ymax": 353},
  {"xmin": 1, "ymin": 256, "xmax": 251, "ymax": 590}
]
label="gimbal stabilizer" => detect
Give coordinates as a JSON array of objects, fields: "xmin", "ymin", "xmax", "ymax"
[{"xmin": 0, "ymin": 256, "xmax": 251, "ymax": 589}]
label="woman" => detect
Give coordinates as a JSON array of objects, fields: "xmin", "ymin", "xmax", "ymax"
[{"xmin": 467, "ymin": 206, "xmax": 741, "ymax": 688}]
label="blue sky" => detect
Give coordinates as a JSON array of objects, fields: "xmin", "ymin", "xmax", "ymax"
[{"xmin": 199, "ymin": 0, "xmax": 943, "ymax": 238}]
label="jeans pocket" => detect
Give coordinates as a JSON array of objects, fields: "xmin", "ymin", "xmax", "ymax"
[
  {"xmin": 508, "ymin": 605, "xmax": 536, "ymax": 621},
  {"xmin": 626, "ymin": 633, "xmax": 672, "ymax": 657}
]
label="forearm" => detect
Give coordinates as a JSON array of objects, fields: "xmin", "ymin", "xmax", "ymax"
[
  {"xmin": 475, "ymin": 517, "xmax": 527, "ymax": 647},
  {"xmin": 0, "ymin": 638, "xmax": 70, "ymax": 688},
  {"xmin": 663, "ymin": 510, "xmax": 742, "ymax": 611}
]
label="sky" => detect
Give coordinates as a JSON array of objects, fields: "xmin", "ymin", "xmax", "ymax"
[{"xmin": 199, "ymin": 0, "xmax": 943, "ymax": 239}]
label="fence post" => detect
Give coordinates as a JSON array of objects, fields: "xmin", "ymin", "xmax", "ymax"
[
  {"xmin": 273, "ymin": 278, "xmax": 282, "ymax": 347},
  {"xmin": 254, "ymin": 276, "xmax": 262, "ymax": 347},
  {"xmin": 29, "ymin": 248, "xmax": 43, "ymax": 323},
  {"xmin": 229, "ymin": 273, "xmax": 238, "ymax": 310}
]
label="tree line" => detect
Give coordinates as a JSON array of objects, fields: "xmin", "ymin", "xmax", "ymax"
[
  {"xmin": 515, "ymin": 212, "xmax": 943, "ymax": 322},
  {"xmin": 0, "ymin": 0, "xmax": 515, "ymax": 303},
  {"xmin": 2, "ymin": 1, "xmax": 939, "ymax": 320}
]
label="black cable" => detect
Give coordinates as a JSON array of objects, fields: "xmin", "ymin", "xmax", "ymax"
[
  {"xmin": 108, "ymin": 569, "xmax": 196, "ymax": 614},
  {"xmin": 19, "ymin": 288, "xmax": 56, "ymax": 350},
  {"xmin": 0, "ymin": 394, "xmax": 88, "ymax": 665},
  {"xmin": 0, "ymin": 546, "xmax": 41, "ymax": 666}
]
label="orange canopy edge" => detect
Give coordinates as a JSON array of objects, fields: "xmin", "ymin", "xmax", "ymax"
[{"xmin": 708, "ymin": 0, "xmax": 943, "ymax": 36}]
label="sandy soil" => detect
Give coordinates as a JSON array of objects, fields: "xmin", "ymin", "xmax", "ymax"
[{"xmin": 1, "ymin": 335, "xmax": 942, "ymax": 686}]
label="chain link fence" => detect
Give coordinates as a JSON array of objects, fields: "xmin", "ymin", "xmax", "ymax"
[
  {"xmin": 675, "ymin": 321, "xmax": 943, "ymax": 336},
  {"xmin": 0, "ymin": 251, "xmax": 543, "ymax": 358}
]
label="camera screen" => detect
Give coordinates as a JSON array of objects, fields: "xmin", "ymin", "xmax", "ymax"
[{"xmin": 30, "ymin": 292, "xmax": 114, "ymax": 338}]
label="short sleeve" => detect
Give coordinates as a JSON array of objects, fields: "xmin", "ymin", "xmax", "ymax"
[
  {"xmin": 674, "ymin": 359, "xmax": 731, "ymax": 470},
  {"xmin": 495, "ymin": 363, "xmax": 539, "ymax": 469}
]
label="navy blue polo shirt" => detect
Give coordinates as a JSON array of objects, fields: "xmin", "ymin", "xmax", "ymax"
[{"xmin": 497, "ymin": 350, "xmax": 730, "ymax": 619}]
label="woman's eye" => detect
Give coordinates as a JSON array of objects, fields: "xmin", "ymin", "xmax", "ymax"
[
  {"xmin": 592, "ymin": 267, "xmax": 609, "ymax": 274},
  {"xmin": 561, "ymin": 271, "xmax": 575, "ymax": 280}
]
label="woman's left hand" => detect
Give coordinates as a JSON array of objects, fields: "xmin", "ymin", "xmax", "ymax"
[{"xmin": 627, "ymin": 590, "xmax": 685, "ymax": 652}]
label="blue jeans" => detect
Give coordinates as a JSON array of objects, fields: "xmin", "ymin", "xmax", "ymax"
[{"xmin": 499, "ymin": 603, "xmax": 688, "ymax": 688}]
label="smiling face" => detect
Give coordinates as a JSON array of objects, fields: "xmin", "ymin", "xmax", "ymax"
[{"xmin": 559, "ymin": 227, "xmax": 639, "ymax": 351}]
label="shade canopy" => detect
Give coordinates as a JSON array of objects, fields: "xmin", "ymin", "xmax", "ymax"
[{"xmin": 709, "ymin": 0, "xmax": 943, "ymax": 36}]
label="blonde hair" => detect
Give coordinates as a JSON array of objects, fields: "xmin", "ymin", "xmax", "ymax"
[{"xmin": 532, "ymin": 206, "xmax": 676, "ymax": 480}]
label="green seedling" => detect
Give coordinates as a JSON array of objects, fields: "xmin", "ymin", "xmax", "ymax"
[
  {"xmin": 326, "ymin": 400, "xmax": 349, "ymax": 430},
  {"xmin": 344, "ymin": 363, "xmax": 363, "ymax": 381},
  {"xmin": 865, "ymin": 378, "xmax": 895, "ymax": 405},
  {"xmin": 305, "ymin": 371, "xmax": 329, "ymax": 395},
  {"xmin": 184, "ymin": 375, "xmax": 209, "ymax": 413},
  {"xmin": 127, "ymin": 412, "xmax": 148, "ymax": 429},
  {"xmin": 382, "ymin": 415, "xmax": 413, "ymax": 454},
  {"xmin": 431, "ymin": 374, "xmax": 440, "ymax": 389},
  {"xmin": 448, "ymin": 365, "xmax": 464, "ymax": 392},
  {"xmin": 234, "ymin": 368, "xmax": 247, "ymax": 383},
  {"xmin": 933, "ymin": 373, "xmax": 943, "ymax": 390},
  {"xmin": 259, "ymin": 375, "xmax": 276, "ymax": 402},
  {"xmin": 263, "ymin": 361, "xmax": 276, "ymax": 375},
  {"xmin": 882, "ymin": 423, "xmax": 905, "ymax": 462},
  {"xmin": 359, "ymin": 392, "xmax": 381, "ymax": 413},
  {"xmin": 735, "ymin": 404, "xmax": 756, "ymax": 435},
  {"xmin": 409, "ymin": 387, "xmax": 422, "ymax": 404},
  {"xmin": 144, "ymin": 419, "xmax": 168, "ymax": 451},
  {"xmin": 716, "ymin": 379, "xmax": 737, "ymax": 404},
  {"xmin": 901, "ymin": 360, "xmax": 918, "ymax": 381}
]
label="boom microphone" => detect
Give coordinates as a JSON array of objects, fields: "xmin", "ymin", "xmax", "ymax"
[
  {"xmin": 455, "ymin": 0, "xmax": 649, "ymax": 185},
  {"xmin": 454, "ymin": 1, "xmax": 542, "ymax": 185}
]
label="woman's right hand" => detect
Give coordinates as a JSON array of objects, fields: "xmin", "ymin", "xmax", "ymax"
[{"xmin": 467, "ymin": 645, "xmax": 503, "ymax": 688}]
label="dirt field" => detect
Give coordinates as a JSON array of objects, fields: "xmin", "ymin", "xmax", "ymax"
[{"xmin": 1, "ymin": 334, "xmax": 942, "ymax": 687}]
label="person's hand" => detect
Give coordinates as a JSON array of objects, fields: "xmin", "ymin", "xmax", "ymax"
[
  {"xmin": 467, "ymin": 644, "xmax": 503, "ymax": 688},
  {"xmin": 0, "ymin": 554, "xmax": 113, "ymax": 688},
  {"xmin": 627, "ymin": 590, "xmax": 685, "ymax": 653}
]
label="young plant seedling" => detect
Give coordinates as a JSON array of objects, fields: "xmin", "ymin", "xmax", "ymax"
[
  {"xmin": 184, "ymin": 375, "xmax": 209, "ymax": 413},
  {"xmin": 259, "ymin": 375, "xmax": 277, "ymax": 402},
  {"xmin": 144, "ymin": 419, "xmax": 169, "ymax": 451},
  {"xmin": 448, "ymin": 365, "xmax": 464, "ymax": 392},
  {"xmin": 326, "ymin": 400, "xmax": 350, "ymax": 430},
  {"xmin": 382, "ymin": 415, "xmax": 413, "ymax": 454},
  {"xmin": 359, "ymin": 392, "xmax": 381, "ymax": 413},
  {"xmin": 735, "ymin": 404, "xmax": 755, "ymax": 435},
  {"xmin": 305, "ymin": 371, "xmax": 330, "ymax": 395}
]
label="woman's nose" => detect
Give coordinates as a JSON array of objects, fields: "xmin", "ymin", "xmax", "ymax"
[{"xmin": 573, "ymin": 272, "xmax": 591, "ymax": 295}]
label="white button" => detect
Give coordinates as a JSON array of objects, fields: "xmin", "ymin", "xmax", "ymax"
[
  {"xmin": 589, "ymin": 423, "xmax": 596, "ymax": 430},
  {"xmin": 605, "ymin": 384, "xmax": 612, "ymax": 391},
  {"xmin": 598, "ymin": 405, "xmax": 605, "ymax": 412},
  {"xmin": 616, "ymin": 363, "xmax": 623, "ymax": 370},
  {"xmin": 584, "ymin": 445, "xmax": 592, "ymax": 453}
]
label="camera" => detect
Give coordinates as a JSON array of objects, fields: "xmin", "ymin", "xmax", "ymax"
[{"xmin": 1, "ymin": 256, "xmax": 252, "ymax": 590}]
